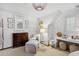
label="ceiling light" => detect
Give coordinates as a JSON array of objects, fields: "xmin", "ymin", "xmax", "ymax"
[{"xmin": 32, "ymin": 3, "xmax": 47, "ymax": 11}]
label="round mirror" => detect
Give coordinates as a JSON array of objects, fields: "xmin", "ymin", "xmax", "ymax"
[{"xmin": 57, "ymin": 32, "xmax": 62, "ymax": 37}]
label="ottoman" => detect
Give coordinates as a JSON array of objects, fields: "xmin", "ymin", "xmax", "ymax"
[{"xmin": 25, "ymin": 39, "xmax": 39, "ymax": 55}]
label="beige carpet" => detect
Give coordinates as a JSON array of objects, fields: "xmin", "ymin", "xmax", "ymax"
[
  {"xmin": 36, "ymin": 45, "xmax": 69, "ymax": 56},
  {"xmin": 0, "ymin": 45, "xmax": 69, "ymax": 56}
]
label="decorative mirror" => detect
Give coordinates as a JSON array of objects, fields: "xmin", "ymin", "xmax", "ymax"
[
  {"xmin": 17, "ymin": 22, "xmax": 23, "ymax": 29},
  {"xmin": 57, "ymin": 32, "xmax": 62, "ymax": 37},
  {"xmin": 14, "ymin": 17, "xmax": 25, "ymax": 31}
]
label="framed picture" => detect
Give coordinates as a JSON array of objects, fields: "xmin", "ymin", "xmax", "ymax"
[
  {"xmin": 7, "ymin": 18, "xmax": 15, "ymax": 29},
  {"xmin": 25, "ymin": 20, "xmax": 29, "ymax": 28}
]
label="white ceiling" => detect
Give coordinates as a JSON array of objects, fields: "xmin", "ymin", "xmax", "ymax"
[
  {"xmin": 0, "ymin": 3, "xmax": 79, "ymax": 16},
  {"xmin": 0, "ymin": 3, "xmax": 29, "ymax": 15}
]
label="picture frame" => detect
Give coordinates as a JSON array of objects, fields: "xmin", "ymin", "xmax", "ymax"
[
  {"xmin": 25, "ymin": 20, "xmax": 29, "ymax": 28},
  {"xmin": 7, "ymin": 17, "xmax": 15, "ymax": 29}
]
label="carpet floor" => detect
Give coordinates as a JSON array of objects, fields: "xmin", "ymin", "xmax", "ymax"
[{"xmin": 0, "ymin": 45, "xmax": 69, "ymax": 56}]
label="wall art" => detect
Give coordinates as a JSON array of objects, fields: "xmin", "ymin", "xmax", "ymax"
[{"xmin": 7, "ymin": 18, "xmax": 15, "ymax": 29}]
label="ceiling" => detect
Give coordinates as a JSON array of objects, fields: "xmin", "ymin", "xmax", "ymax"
[{"xmin": 0, "ymin": 3, "xmax": 78, "ymax": 17}]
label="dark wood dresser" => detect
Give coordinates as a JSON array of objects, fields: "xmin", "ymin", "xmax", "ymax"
[{"xmin": 13, "ymin": 32, "xmax": 28, "ymax": 48}]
